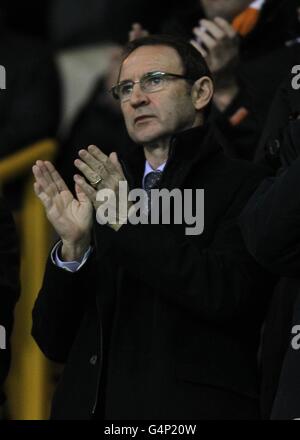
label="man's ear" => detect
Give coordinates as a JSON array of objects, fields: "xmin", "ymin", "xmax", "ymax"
[{"xmin": 191, "ymin": 76, "xmax": 214, "ymax": 111}]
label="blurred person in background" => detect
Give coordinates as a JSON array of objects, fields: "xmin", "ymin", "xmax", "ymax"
[
  {"xmin": 239, "ymin": 71, "xmax": 300, "ymax": 419},
  {"xmin": 0, "ymin": 197, "xmax": 20, "ymax": 419},
  {"xmin": 0, "ymin": 7, "xmax": 61, "ymax": 210},
  {"xmin": 56, "ymin": 47, "xmax": 135, "ymax": 190},
  {"xmin": 48, "ymin": 0, "xmax": 194, "ymax": 49},
  {"xmin": 255, "ymin": 72, "xmax": 300, "ymax": 169},
  {"xmin": 131, "ymin": 0, "xmax": 300, "ymax": 160}
]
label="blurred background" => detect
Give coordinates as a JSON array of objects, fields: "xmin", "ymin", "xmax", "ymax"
[{"xmin": 0, "ymin": 0, "xmax": 300, "ymax": 420}]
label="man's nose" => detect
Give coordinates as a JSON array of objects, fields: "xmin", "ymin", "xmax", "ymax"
[{"xmin": 129, "ymin": 83, "xmax": 149, "ymax": 107}]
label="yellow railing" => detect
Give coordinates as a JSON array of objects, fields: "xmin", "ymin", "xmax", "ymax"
[
  {"xmin": 1, "ymin": 139, "xmax": 58, "ymax": 420},
  {"xmin": 0, "ymin": 139, "xmax": 58, "ymax": 183}
]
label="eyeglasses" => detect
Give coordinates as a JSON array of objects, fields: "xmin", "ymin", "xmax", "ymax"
[{"xmin": 110, "ymin": 71, "xmax": 194, "ymax": 102}]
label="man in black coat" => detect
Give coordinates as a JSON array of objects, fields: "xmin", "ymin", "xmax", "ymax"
[
  {"xmin": 239, "ymin": 157, "xmax": 300, "ymax": 419},
  {"xmin": 32, "ymin": 35, "xmax": 273, "ymax": 420},
  {"xmin": 255, "ymin": 73, "xmax": 300, "ymax": 169},
  {"xmin": 0, "ymin": 197, "xmax": 20, "ymax": 415},
  {"xmin": 239, "ymin": 74, "xmax": 300, "ymax": 419}
]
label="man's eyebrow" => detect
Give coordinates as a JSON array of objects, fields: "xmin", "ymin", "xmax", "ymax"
[{"xmin": 118, "ymin": 78, "xmax": 133, "ymax": 85}]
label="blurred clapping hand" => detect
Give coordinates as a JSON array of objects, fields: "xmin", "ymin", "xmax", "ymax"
[
  {"xmin": 191, "ymin": 17, "xmax": 239, "ymax": 80},
  {"xmin": 191, "ymin": 17, "xmax": 240, "ymax": 111}
]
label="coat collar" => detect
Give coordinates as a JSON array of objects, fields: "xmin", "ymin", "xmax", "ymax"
[
  {"xmin": 168, "ymin": 123, "xmax": 220, "ymax": 163},
  {"xmin": 120, "ymin": 123, "xmax": 222, "ymax": 189}
]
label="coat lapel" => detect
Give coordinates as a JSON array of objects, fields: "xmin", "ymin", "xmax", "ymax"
[{"xmin": 120, "ymin": 123, "xmax": 222, "ymax": 191}]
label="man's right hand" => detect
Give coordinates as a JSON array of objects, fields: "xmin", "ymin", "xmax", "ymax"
[{"xmin": 32, "ymin": 160, "xmax": 93, "ymax": 261}]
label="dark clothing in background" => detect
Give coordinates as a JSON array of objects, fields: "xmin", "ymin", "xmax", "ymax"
[
  {"xmin": 56, "ymin": 79, "xmax": 134, "ymax": 190},
  {"xmin": 0, "ymin": 197, "xmax": 20, "ymax": 405},
  {"xmin": 270, "ymin": 294, "xmax": 300, "ymax": 419},
  {"xmin": 255, "ymin": 74, "xmax": 300, "ymax": 169},
  {"xmin": 0, "ymin": 30, "xmax": 61, "ymax": 209},
  {"xmin": 0, "ymin": 31, "xmax": 60, "ymax": 158},
  {"xmin": 240, "ymin": 73, "xmax": 300, "ymax": 418},
  {"xmin": 239, "ymin": 153, "xmax": 300, "ymax": 418},
  {"xmin": 163, "ymin": 0, "xmax": 300, "ymax": 161},
  {"xmin": 0, "ymin": 1, "xmax": 51, "ymax": 41},
  {"xmin": 49, "ymin": 0, "xmax": 195, "ymax": 48},
  {"xmin": 32, "ymin": 125, "xmax": 273, "ymax": 420}
]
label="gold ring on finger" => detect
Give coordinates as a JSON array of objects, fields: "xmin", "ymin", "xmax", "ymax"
[{"xmin": 90, "ymin": 175, "xmax": 103, "ymax": 188}]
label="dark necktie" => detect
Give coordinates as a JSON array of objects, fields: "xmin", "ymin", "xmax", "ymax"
[{"xmin": 144, "ymin": 170, "xmax": 162, "ymax": 212}]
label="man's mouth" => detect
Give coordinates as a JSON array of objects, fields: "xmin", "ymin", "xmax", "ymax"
[{"xmin": 134, "ymin": 115, "xmax": 155, "ymax": 124}]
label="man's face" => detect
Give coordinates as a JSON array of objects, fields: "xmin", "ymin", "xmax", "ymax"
[
  {"xmin": 200, "ymin": 0, "xmax": 252, "ymax": 21},
  {"xmin": 118, "ymin": 45, "xmax": 200, "ymax": 146}
]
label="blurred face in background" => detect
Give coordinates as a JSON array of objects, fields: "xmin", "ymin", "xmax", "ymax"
[
  {"xmin": 200, "ymin": 0, "xmax": 253, "ymax": 21},
  {"xmin": 104, "ymin": 45, "xmax": 124, "ymax": 112}
]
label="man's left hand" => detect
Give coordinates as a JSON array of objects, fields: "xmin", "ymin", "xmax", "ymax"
[{"xmin": 74, "ymin": 145, "xmax": 132, "ymax": 230}]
